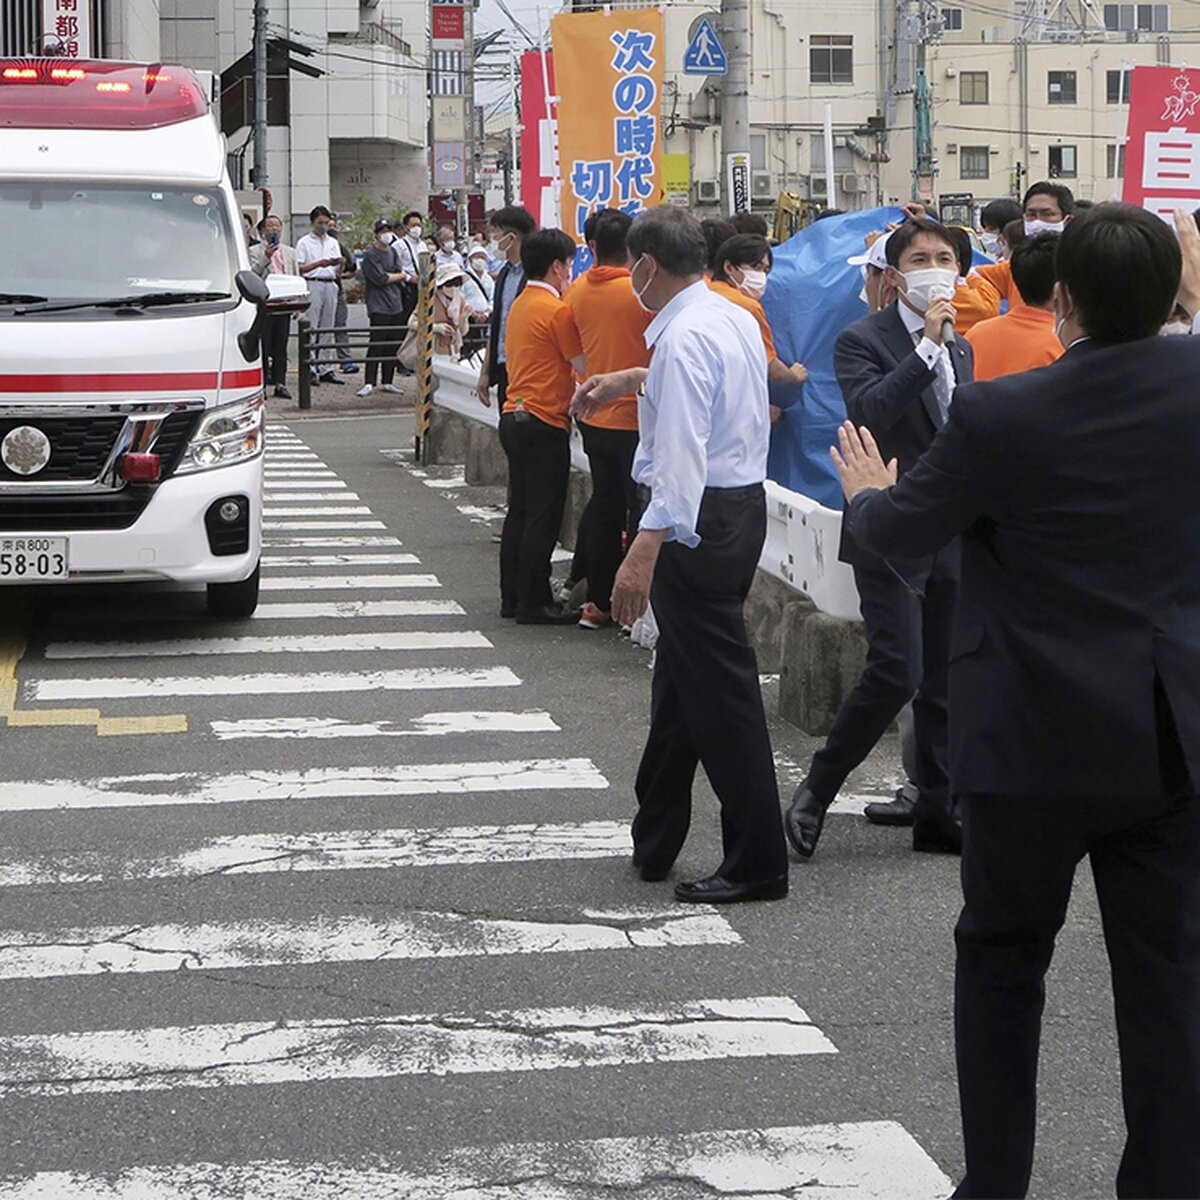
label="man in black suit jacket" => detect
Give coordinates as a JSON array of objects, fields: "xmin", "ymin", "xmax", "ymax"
[
  {"xmin": 835, "ymin": 203, "xmax": 1200, "ymax": 1198},
  {"xmin": 474, "ymin": 205, "xmax": 535, "ymax": 409},
  {"xmin": 786, "ymin": 218, "xmax": 972, "ymax": 858}
]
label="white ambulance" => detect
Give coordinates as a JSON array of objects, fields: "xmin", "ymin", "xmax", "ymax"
[{"xmin": 0, "ymin": 59, "xmax": 308, "ymax": 617}]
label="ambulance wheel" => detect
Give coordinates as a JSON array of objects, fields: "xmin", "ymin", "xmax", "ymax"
[{"xmin": 207, "ymin": 563, "xmax": 260, "ymax": 618}]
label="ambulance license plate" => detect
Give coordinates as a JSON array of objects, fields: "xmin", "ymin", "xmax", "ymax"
[{"xmin": 0, "ymin": 538, "xmax": 69, "ymax": 581}]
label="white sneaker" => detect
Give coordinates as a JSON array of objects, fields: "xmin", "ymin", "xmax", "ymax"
[
  {"xmin": 357, "ymin": 384, "xmax": 374, "ymax": 398},
  {"xmin": 381, "ymin": 383, "xmax": 402, "ymax": 394}
]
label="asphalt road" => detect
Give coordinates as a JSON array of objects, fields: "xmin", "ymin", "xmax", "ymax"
[{"xmin": 0, "ymin": 413, "xmax": 1128, "ymax": 1198}]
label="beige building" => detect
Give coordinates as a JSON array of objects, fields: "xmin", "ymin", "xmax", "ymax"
[{"xmin": 884, "ymin": 2, "xmax": 1178, "ymax": 212}]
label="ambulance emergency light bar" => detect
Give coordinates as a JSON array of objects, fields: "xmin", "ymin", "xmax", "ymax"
[{"xmin": 0, "ymin": 60, "xmax": 208, "ymax": 130}]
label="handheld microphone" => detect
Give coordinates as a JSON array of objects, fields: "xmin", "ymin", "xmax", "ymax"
[{"xmin": 930, "ymin": 282, "xmax": 957, "ymax": 346}]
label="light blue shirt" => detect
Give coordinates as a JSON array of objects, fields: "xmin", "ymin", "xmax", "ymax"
[
  {"xmin": 634, "ymin": 280, "xmax": 770, "ymax": 548},
  {"xmin": 495, "ymin": 262, "xmax": 524, "ymax": 365}
]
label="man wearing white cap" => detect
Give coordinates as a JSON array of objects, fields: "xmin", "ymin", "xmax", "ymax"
[{"xmin": 847, "ymin": 230, "xmax": 897, "ymax": 314}]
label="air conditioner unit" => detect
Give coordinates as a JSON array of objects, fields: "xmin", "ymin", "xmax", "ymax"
[
  {"xmin": 809, "ymin": 175, "xmax": 828, "ymax": 198},
  {"xmin": 696, "ymin": 178, "xmax": 720, "ymax": 203},
  {"xmin": 946, "ymin": 142, "xmax": 958, "ymax": 153},
  {"xmin": 840, "ymin": 172, "xmax": 865, "ymax": 193},
  {"xmin": 751, "ymin": 171, "xmax": 774, "ymax": 198},
  {"xmin": 944, "ymin": 66, "xmax": 958, "ymax": 77}
]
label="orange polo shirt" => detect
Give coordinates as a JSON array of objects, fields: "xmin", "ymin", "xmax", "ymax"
[
  {"xmin": 965, "ymin": 304, "xmax": 1064, "ymax": 381},
  {"xmin": 953, "ymin": 279, "xmax": 998, "ymax": 335},
  {"xmin": 707, "ymin": 279, "xmax": 779, "ymax": 363},
  {"xmin": 563, "ymin": 265, "xmax": 651, "ymax": 432},
  {"xmin": 503, "ymin": 281, "xmax": 583, "ymax": 432},
  {"xmin": 967, "ymin": 259, "xmax": 1021, "ymax": 323}
]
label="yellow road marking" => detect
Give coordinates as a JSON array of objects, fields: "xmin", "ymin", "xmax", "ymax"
[{"xmin": 0, "ymin": 618, "xmax": 188, "ymax": 737}]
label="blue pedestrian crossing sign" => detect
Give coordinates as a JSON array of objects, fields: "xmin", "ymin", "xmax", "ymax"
[{"xmin": 683, "ymin": 18, "xmax": 728, "ymax": 75}]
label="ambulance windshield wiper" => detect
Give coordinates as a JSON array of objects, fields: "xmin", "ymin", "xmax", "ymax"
[{"xmin": 12, "ymin": 291, "xmax": 232, "ymax": 315}]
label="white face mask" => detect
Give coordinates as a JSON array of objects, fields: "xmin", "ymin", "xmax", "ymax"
[
  {"xmin": 736, "ymin": 268, "xmax": 768, "ymax": 299},
  {"xmin": 380, "ymin": 231, "xmax": 396, "ymax": 245},
  {"xmin": 1163, "ymin": 319, "xmax": 1192, "ymax": 336},
  {"xmin": 902, "ymin": 266, "xmax": 959, "ymax": 312},
  {"xmin": 980, "ymin": 232, "xmax": 1002, "ymax": 258},
  {"xmin": 1024, "ymin": 219, "xmax": 1065, "ymax": 236},
  {"xmin": 407, "ymin": 225, "xmax": 422, "ymax": 240},
  {"xmin": 631, "ymin": 254, "xmax": 656, "ymax": 312},
  {"xmin": 858, "ymin": 284, "xmax": 870, "ymax": 306}
]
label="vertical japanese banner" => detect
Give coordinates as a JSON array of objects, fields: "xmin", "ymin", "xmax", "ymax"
[
  {"xmin": 551, "ymin": 9, "xmax": 665, "ymax": 245},
  {"xmin": 1123, "ymin": 66, "xmax": 1200, "ymax": 220},
  {"xmin": 520, "ymin": 51, "xmax": 559, "ymax": 230}
]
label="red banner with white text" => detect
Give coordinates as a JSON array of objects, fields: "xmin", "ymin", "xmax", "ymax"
[{"xmin": 1123, "ymin": 66, "xmax": 1200, "ymax": 221}]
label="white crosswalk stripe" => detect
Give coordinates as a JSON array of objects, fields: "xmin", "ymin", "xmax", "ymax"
[
  {"xmin": 0, "ymin": 1123, "xmax": 952, "ymax": 1198},
  {"xmin": 0, "ymin": 758, "xmax": 605, "ymax": 812},
  {"xmin": 263, "ymin": 519, "xmax": 387, "ymax": 530},
  {"xmin": 251, "ymin": 599, "xmax": 464, "ymax": 618},
  {"xmin": 210, "ymin": 709, "xmax": 558, "ymax": 739},
  {"xmin": 0, "ymin": 996, "xmax": 834, "ymax": 1098},
  {"xmin": 260, "ymin": 553, "xmax": 417, "ymax": 567},
  {"xmin": 0, "ymin": 818, "xmax": 621, "ymax": 886},
  {"xmin": 258, "ymin": 573, "xmax": 440, "ymax": 590},
  {"xmin": 44, "ymin": 630, "xmax": 492, "ymax": 659}
]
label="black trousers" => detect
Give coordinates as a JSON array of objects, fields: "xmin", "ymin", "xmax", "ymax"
[
  {"xmin": 805, "ymin": 543, "xmax": 957, "ymax": 830},
  {"xmin": 579, "ymin": 421, "xmax": 640, "ymax": 611},
  {"xmin": 365, "ymin": 312, "xmax": 403, "ymax": 386},
  {"xmin": 632, "ymin": 485, "xmax": 787, "ymax": 882},
  {"xmin": 262, "ymin": 314, "xmax": 290, "ymax": 387},
  {"xmin": 498, "ymin": 411, "xmax": 569, "ymax": 615},
  {"xmin": 953, "ymin": 785, "xmax": 1200, "ymax": 1198}
]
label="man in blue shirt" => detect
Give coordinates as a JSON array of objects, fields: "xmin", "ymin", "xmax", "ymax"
[{"xmin": 573, "ymin": 207, "xmax": 788, "ymax": 905}]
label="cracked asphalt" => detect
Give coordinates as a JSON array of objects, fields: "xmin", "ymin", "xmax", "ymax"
[{"xmin": 0, "ymin": 413, "xmax": 1128, "ymax": 1197}]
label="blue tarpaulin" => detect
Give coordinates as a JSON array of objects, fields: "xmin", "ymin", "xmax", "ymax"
[{"xmin": 760, "ymin": 207, "xmax": 905, "ymax": 509}]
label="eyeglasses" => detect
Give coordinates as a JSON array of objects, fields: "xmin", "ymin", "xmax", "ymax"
[{"xmin": 1025, "ymin": 205, "xmax": 1062, "ymax": 220}]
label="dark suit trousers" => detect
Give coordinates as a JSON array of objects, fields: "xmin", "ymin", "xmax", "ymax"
[
  {"xmin": 632, "ymin": 486, "xmax": 787, "ymax": 882},
  {"xmin": 805, "ymin": 545, "xmax": 956, "ymax": 828},
  {"xmin": 579, "ymin": 422, "xmax": 641, "ymax": 610},
  {"xmin": 498, "ymin": 411, "xmax": 569, "ymax": 615},
  {"xmin": 262, "ymin": 314, "xmax": 290, "ymax": 387},
  {"xmin": 954, "ymin": 782, "xmax": 1200, "ymax": 1197}
]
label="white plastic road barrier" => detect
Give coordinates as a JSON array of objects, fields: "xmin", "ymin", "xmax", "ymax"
[{"xmin": 432, "ymin": 358, "xmax": 861, "ymax": 619}]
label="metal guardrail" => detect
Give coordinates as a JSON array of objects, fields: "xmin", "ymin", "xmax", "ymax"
[
  {"xmin": 429, "ymin": 357, "xmax": 860, "ymax": 619},
  {"xmin": 295, "ymin": 319, "xmax": 412, "ymax": 411}
]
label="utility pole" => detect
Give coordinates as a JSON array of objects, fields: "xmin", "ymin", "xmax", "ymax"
[
  {"xmin": 911, "ymin": 0, "xmax": 936, "ymax": 203},
  {"xmin": 720, "ymin": 0, "xmax": 750, "ymax": 213},
  {"xmin": 252, "ymin": 0, "xmax": 269, "ymax": 198},
  {"xmin": 508, "ymin": 44, "xmax": 519, "ymax": 207}
]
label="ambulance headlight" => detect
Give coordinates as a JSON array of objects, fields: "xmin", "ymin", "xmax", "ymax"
[{"xmin": 177, "ymin": 392, "xmax": 264, "ymax": 474}]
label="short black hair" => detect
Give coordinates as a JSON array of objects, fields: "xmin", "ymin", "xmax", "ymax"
[
  {"xmin": 520, "ymin": 228, "xmax": 576, "ymax": 279},
  {"xmin": 627, "ymin": 208, "xmax": 708, "ymax": 277},
  {"xmin": 309, "ymin": 205, "xmax": 332, "ymax": 222},
  {"xmin": 701, "ymin": 218, "xmax": 737, "ymax": 272},
  {"xmin": 981, "ymin": 198, "xmax": 1022, "ymax": 232},
  {"xmin": 591, "ymin": 209, "xmax": 633, "ymax": 265},
  {"xmin": 1009, "ymin": 232, "xmax": 1059, "ymax": 306},
  {"xmin": 1056, "ymin": 202, "xmax": 1179, "ymax": 342},
  {"xmin": 402, "ymin": 211, "xmax": 424, "ymax": 225},
  {"xmin": 884, "ymin": 218, "xmax": 958, "ymax": 268},
  {"xmin": 1073, "ymin": 198, "xmax": 1094, "ymax": 211},
  {"xmin": 945, "ymin": 225, "xmax": 973, "ymax": 277},
  {"xmin": 711, "ymin": 234, "xmax": 772, "ymax": 285},
  {"xmin": 489, "ymin": 205, "xmax": 537, "ymax": 237},
  {"xmin": 582, "ymin": 210, "xmax": 601, "ymax": 245},
  {"xmin": 731, "ymin": 211, "xmax": 770, "ymax": 237},
  {"xmin": 1023, "ymin": 181, "xmax": 1075, "ymax": 216},
  {"xmin": 1002, "ymin": 218, "xmax": 1027, "ymax": 254},
  {"xmin": 256, "ymin": 214, "xmax": 281, "ymax": 232}
]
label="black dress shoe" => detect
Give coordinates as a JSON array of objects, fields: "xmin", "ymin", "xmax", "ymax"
[
  {"xmin": 631, "ymin": 851, "xmax": 669, "ymax": 882},
  {"xmin": 319, "ymin": 373, "xmax": 345, "ymax": 386},
  {"xmin": 864, "ymin": 788, "xmax": 917, "ymax": 827},
  {"xmin": 784, "ymin": 785, "xmax": 829, "ymax": 859},
  {"xmin": 912, "ymin": 819, "xmax": 962, "ymax": 854},
  {"xmin": 515, "ymin": 605, "xmax": 578, "ymax": 625},
  {"xmin": 273, "ymin": 385, "xmax": 292, "ymax": 400},
  {"xmin": 674, "ymin": 873, "xmax": 788, "ymax": 904}
]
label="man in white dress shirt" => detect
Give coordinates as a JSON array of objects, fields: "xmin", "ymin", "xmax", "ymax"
[
  {"xmin": 573, "ymin": 207, "xmax": 788, "ymax": 905},
  {"xmin": 294, "ymin": 205, "xmax": 346, "ymax": 387}
]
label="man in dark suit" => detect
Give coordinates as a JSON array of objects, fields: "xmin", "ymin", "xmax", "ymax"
[
  {"xmin": 833, "ymin": 202, "xmax": 1200, "ymax": 1198},
  {"xmin": 474, "ymin": 205, "xmax": 535, "ymax": 410},
  {"xmin": 786, "ymin": 218, "xmax": 971, "ymax": 858}
]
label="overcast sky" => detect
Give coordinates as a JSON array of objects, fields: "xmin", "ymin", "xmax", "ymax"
[{"xmin": 473, "ymin": 0, "xmax": 551, "ymax": 113}]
